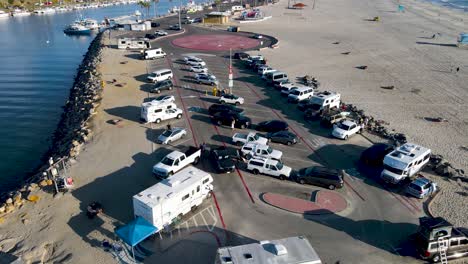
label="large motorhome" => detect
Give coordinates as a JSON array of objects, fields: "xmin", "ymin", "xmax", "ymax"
[
  {"xmin": 380, "ymin": 143, "xmax": 431, "ymax": 184},
  {"xmin": 133, "ymin": 166, "xmax": 214, "ymax": 231},
  {"xmin": 117, "ymin": 38, "xmax": 151, "ymax": 50},
  {"xmin": 140, "ymin": 101, "xmax": 180, "ymax": 123}
]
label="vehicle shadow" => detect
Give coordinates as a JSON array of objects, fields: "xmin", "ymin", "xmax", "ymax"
[
  {"xmin": 415, "ymin": 41, "xmax": 457, "ymax": 47},
  {"xmin": 105, "ymin": 105, "xmax": 141, "ymax": 123},
  {"xmin": 140, "ymin": 83, "xmax": 154, "ymax": 93},
  {"xmin": 145, "ymin": 126, "xmax": 166, "ymax": 144},
  {"xmin": 210, "ymin": 134, "xmax": 234, "ymax": 146},
  {"xmin": 135, "ymin": 73, "xmax": 150, "ymax": 83},
  {"xmin": 190, "ymin": 113, "xmax": 214, "ymax": 125},
  {"xmin": 68, "ymin": 150, "xmax": 171, "ymax": 249},
  {"xmin": 124, "ymin": 53, "xmax": 142, "ymax": 60},
  {"xmin": 303, "ymin": 210, "xmax": 419, "ymax": 257}
]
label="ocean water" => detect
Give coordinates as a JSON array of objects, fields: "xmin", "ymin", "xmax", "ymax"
[
  {"xmin": 429, "ymin": 0, "xmax": 468, "ymax": 11},
  {"xmin": 0, "ymin": 0, "xmax": 194, "ymax": 194}
]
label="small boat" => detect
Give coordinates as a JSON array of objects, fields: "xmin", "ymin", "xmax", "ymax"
[
  {"xmin": 0, "ymin": 10, "xmax": 10, "ymax": 19},
  {"xmin": 33, "ymin": 7, "xmax": 55, "ymax": 14},
  {"xmin": 83, "ymin": 19, "xmax": 99, "ymax": 30},
  {"xmin": 12, "ymin": 9, "xmax": 31, "ymax": 16},
  {"xmin": 64, "ymin": 23, "xmax": 91, "ymax": 35}
]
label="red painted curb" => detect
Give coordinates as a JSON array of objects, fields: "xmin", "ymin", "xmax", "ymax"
[{"xmin": 263, "ymin": 191, "xmax": 347, "ymax": 214}]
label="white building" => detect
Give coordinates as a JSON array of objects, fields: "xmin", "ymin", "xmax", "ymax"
[{"xmin": 215, "ymin": 236, "xmax": 322, "ymax": 264}]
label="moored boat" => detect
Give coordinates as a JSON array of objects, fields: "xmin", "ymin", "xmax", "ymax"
[
  {"xmin": 12, "ymin": 9, "xmax": 31, "ymax": 16},
  {"xmin": 64, "ymin": 23, "xmax": 91, "ymax": 35},
  {"xmin": 0, "ymin": 10, "xmax": 10, "ymax": 18}
]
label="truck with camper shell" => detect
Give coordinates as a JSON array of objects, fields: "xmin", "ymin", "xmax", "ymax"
[
  {"xmin": 232, "ymin": 132, "xmax": 268, "ymax": 146},
  {"xmin": 304, "ymin": 91, "xmax": 341, "ymax": 119},
  {"xmin": 133, "ymin": 166, "xmax": 213, "ymax": 231},
  {"xmin": 152, "ymin": 147, "xmax": 202, "ymax": 178},
  {"xmin": 140, "ymin": 101, "xmax": 182, "ymax": 123},
  {"xmin": 117, "ymin": 38, "xmax": 151, "ymax": 50},
  {"xmin": 380, "ymin": 143, "xmax": 431, "ymax": 184}
]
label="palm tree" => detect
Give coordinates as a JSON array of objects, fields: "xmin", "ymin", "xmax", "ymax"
[
  {"xmin": 137, "ymin": 1, "xmax": 151, "ymax": 18},
  {"xmin": 153, "ymin": 0, "xmax": 159, "ymax": 18}
]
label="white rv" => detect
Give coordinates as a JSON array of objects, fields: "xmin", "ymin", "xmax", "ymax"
[
  {"xmin": 140, "ymin": 101, "xmax": 181, "ymax": 123},
  {"xmin": 381, "ymin": 143, "xmax": 431, "ymax": 184},
  {"xmin": 133, "ymin": 166, "xmax": 214, "ymax": 230},
  {"xmin": 142, "ymin": 48, "xmax": 167, "ymax": 60},
  {"xmin": 304, "ymin": 91, "xmax": 341, "ymax": 119},
  {"xmin": 117, "ymin": 38, "xmax": 151, "ymax": 50}
]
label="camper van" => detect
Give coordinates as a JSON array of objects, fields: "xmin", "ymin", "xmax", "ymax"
[
  {"xmin": 133, "ymin": 166, "xmax": 214, "ymax": 231},
  {"xmin": 117, "ymin": 38, "xmax": 151, "ymax": 50},
  {"xmin": 265, "ymin": 72, "xmax": 288, "ymax": 85},
  {"xmin": 381, "ymin": 143, "xmax": 431, "ymax": 184},
  {"xmin": 142, "ymin": 48, "xmax": 167, "ymax": 60},
  {"xmin": 231, "ymin": 5, "xmax": 244, "ymax": 12},
  {"xmin": 140, "ymin": 101, "xmax": 180, "ymax": 123}
]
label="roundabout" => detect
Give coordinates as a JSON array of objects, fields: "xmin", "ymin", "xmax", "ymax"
[{"xmin": 172, "ymin": 34, "xmax": 260, "ymax": 51}]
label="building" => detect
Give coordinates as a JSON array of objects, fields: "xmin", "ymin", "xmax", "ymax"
[
  {"xmin": 215, "ymin": 236, "xmax": 322, "ymax": 264},
  {"xmin": 203, "ymin": 11, "xmax": 230, "ymax": 24}
]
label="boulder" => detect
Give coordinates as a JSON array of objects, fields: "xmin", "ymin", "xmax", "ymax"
[
  {"xmin": 5, "ymin": 198, "xmax": 13, "ymax": 205},
  {"xmin": 39, "ymin": 180, "xmax": 48, "ymax": 187}
]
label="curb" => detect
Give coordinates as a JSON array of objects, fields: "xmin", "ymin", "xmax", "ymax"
[
  {"xmin": 425, "ymin": 189, "xmax": 442, "ymax": 218},
  {"xmin": 152, "ymin": 28, "xmax": 187, "ymax": 42}
]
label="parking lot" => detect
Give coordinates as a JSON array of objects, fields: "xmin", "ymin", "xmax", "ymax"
[{"xmin": 112, "ymin": 25, "xmax": 440, "ymax": 263}]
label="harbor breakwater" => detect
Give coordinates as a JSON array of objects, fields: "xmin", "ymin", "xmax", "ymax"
[{"xmin": 0, "ymin": 32, "xmax": 104, "ymax": 202}]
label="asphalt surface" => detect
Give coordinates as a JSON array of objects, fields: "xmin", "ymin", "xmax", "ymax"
[{"xmin": 114, "ymin": 16, "xmax": 432, "ymax": 264}]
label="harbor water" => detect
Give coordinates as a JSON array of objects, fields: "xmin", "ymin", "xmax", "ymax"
[{"xmin": 0, "ymin": 1, "xmax": 193, "ymax": 194}]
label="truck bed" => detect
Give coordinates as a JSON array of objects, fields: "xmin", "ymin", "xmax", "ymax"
[{"xmin": 185, "ymin": 146, "xmax": 200, "ymax": 157}]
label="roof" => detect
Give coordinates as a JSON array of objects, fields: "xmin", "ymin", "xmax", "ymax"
[
  {"xmin": 141, "ymin": 100, "xmax": 174, "ymax": 108},
  {"xmin": 311, "ymin": 91, "xmax": 339, "ymax": 100},
  {"xmin": 341, "ymin": 120, "xmax": 357, "ymax": 126},
  {"xmin": 384, "ymin": 143, "xmax": 431, "ymax": 167},
  {"xmin": 207, "ymin": 11, "xmax": 231, "ymax": 16},
  {"xmin": 133, "ymin": 166, "xmax": 211, "ymax": 208},
  {"xmin": 216, "ymin": 236, "xmax": 322, "ymax": 264}
]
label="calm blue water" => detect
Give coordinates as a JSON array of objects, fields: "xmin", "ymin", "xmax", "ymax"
[
  {"xmin": 0, "ymin": 1, "xmax": 194, "ymax": 194},
  {"xmin": 428, "ymin": 0, "xmax": 468, "ymax": 11}
]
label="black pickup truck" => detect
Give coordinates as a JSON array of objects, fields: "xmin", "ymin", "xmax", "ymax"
[{"xmin": 209, "ymin": 146, "xmax": 240, "ymax": 173}]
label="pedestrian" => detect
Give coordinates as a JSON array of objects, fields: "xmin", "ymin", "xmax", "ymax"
[
  {"xmin": 431, "ymin": 34, "xmax": 436, "ymax": 39},
  {"xmin": 456, "ymin": 67, "xmax": 460, "ymax": 73},
  {"xmin": 231, "ymin": 117, "xmax": 236, "ymax": 129},
  {"xmin": 167, "ymin": 123, "xmax": 172, "ymax": 131}
]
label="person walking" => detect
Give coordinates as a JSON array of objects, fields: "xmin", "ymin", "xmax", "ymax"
[
  {"xmin": 167, "ymin": 123, "xmax": 172, "ymax": 131},
  {"xmin": 456, "ymin": 67, "xmax": 460, "ymax": 73},
  {"xmin": 231, "ymin": 117, "xmax": 236, "ymax": 129}
]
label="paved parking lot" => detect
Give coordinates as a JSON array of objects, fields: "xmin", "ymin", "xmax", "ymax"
[{"xmin": 114, "ymin": 25, "xmax": 436, "ymax": 263}]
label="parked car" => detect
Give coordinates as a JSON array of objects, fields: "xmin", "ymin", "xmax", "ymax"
[
  {"xmin": 232, "ymin": 132, "xmax": 268, "ymax": 146},
  {"xmin": 151, "ymin": 21, "xmax": 161, "ymax": 27},
  {"xmin": 169, "ymin": 24, "xmax": 181, "ymax": 30},
  {"xmin": 151, "ymin": 95, "xmax": 175, "ymax": 104},
  {"xmin": 210, "ymin": 146, "xmax": 239, "ymax": 173},
  {"xmin": 234, "ymin": 52, "xmax": 249, "ymax": 60},
  {"xmin": 150, "ymin": 79, "xmax": 173, "ymax": 94},
  {"xmin": 152, "ymin": 147, "xmax": 201, "ymax": 178},
  {"xmin": 240, "ymin": 143, "xmax": 282, "ymax": 160},
  {"xmin": 193, "ymin": 17, "xmax": 203, "ymax": 23},
  {"xmin": 145, "ymin": 33, "xmax": 157, "ymax": 40},
  {"xmin": 157, "ymin": 127, "xmax": 187, "ymax": 144},
  {"xmin": 194, "ymin": 73, "xmax": 215, "ymax": 80},
  {"xmin": 219, "ymin": 94, "xmax": 244, "ymax": 105},
  {"xmin": 190, "ymin": 65, "xmax": 208, "ymax": 73},
  {"xmin": 256, "ymin": 120, "xmax": 288, "ymax": 132},
  {"xmin": 332, "ymin": 120, "xmax": 364, "ymax": 140},
  {"xmin": 360, "ymin": 143, "xmax": 394, "ymax": 167},
  {"xmin": 258, "ymin": 66, "xmax": 276, "ymax": 76},
  {"xmin": 211, "ymin": 112, "xmax": 251, "ymax": 129},
  {"xmin": 247, "ymin": 157, "xmax": 292, "ymax": 180},
  {"xmin": 155, "ymin": 30, "xmax": 168, "ymax": 36},
  {"xmin": 273, "ymin": 80, "xmax": 290, "ymax": 90},
  {"xmin": 184, "ymin": 56, "xmax": 206, "ymax": 66},
  {"xmin": 280, "ymin": 83, "xmax": 301, "ymax": 97},
  {"xmin": 266, "ymin": 131, "xmax": 298, "ymax": 145},
  {"xmin": 294, "ymin": 166, "xmax": 345, "ymax": 190},
  {"xmin": 406, "ymin": 177, "xmax": 437, "ymax": 199},
  {"xmin": 196, "ymin": 74, "xmax": 218, "ymax": 85},
  {"xmin": 208, "ymin": 104, "xmax": 244, "ymax": 115}
]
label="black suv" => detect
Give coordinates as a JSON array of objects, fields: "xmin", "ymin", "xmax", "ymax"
[
  {"xmin": 150, "ymin": 79, "xmax": 173, "ymax": 94},
  {"xmin": 210, "ymin": 146, "xmax": 240, "ymax": 173},
  {"xmin": 208, "ymin": 104, "xmax": 244, "ymax": 116},
  {"xmin": 294, "ymin": 166, "xmax": 345, "ymax": 190},
  {"xmin": 145, "ymin": 33, "xmax": 157, "ymax": 40},
  {"xmin": 211, "ymin": 112, "xmax": 251, "ymax": 129}
]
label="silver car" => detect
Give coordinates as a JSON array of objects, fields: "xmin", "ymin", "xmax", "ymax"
[
  {"xmin": 157, "ymin": 128, "xmax": 187, "ymax": 144},
  {"xmin": 406, "ymin": 177, "xmax": 437, "ymax": 198}
]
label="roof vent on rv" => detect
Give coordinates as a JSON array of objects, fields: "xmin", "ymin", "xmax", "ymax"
[
  {"xmin": 147, "ymin": 194, "xmax": 156, "ymax": 200},
  {"xmin": 223, "ymin": 256, "xmax": 233, "ymax": 263},
  {"xmin": 169, "ymin": 180, "xmax": 181, "ymax": 187},
  {"xmin": 272, "ymin": 243, "xmax": 288, "ymax": 256},
  {"xmin": 243, "ymin": 253, "xmax": 253, "ymax": 260}
]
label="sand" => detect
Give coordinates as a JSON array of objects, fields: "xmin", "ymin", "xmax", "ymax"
[{"xmin": 1, "ymin": 0, "xmax": 467, "ymax": 262}]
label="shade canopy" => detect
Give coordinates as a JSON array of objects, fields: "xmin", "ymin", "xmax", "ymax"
[{"xmin": 115, "ymin": 217, "xmax": 158, "ymax": 247}]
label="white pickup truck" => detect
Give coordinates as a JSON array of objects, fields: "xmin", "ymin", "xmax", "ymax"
[
  {"xmin": 152, "ymin": 147, "xmax": 201, "ymax": 178},
  {"xmin": 232, "ymin": 132, "xmax": 268, "ymax": 146}
]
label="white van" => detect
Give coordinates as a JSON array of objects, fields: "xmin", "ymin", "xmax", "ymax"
[
  {"xmin": 381, "ymin": 143, "xmax": 431, "ymax": 184},
  {"xmin": 133, "ymin": 166, "xmax": 213, "ymax": 231},
  {"xmin": 142, "ymin": 48, "xmax": 167, "ymax": 60},
  {"xmin": 266, "ymin": 72, "xmax": 288, "ymax": 85},
  {"xmin": 147, "ymin": 69, "xmax": 173, "ymax": 83},
  {"xmin": 231, "ymin": 5, "xmax": 244, "ymax": 11},
  {"xmin": 140, "ymin": 101, "xmax": 177, "ymax": 123},
  {"xmin": 288, "ymin": 87, "xmax": 314, "ymax": 103},
  {"xmin": 117, "ymin": 38, "xmax": 151, "ymax": 50}
]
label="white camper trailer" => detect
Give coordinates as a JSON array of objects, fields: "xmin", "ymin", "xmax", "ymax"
[
  {"xmin": 381, "ymin": 143, "xmax": 431, "ymax": 184},
  {"xmin": 142, "ymin": 48, "xmax": 167, "ymax": 60},
  {"xmin": 133, "ymin": 166, "xmax": 214, "ymax": 230},
  {"xmin": 117, "ymin": 38, "xmax": 151, "ymax": 50}
]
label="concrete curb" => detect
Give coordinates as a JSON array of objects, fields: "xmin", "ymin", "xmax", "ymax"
[
  {"xmin": 425, "ymin": 189, "xmax": 442, "ymax": 218},
  {"xmin": 152, "ymin": 28, "xmax": 187, "ymax": 42},
  {"xmin": 238, "ymin": 16, "xmax": 273, "ymax": 24}
]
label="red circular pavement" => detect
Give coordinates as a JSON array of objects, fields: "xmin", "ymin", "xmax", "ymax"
[{"xmin": 172, "ymin": 34, "xmax": 260, "ymax": 51}]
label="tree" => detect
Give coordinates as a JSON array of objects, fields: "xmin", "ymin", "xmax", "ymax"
[
  {"xmin": 153, "ymin": 0, "xmax": 159, "ymax": 18},
  {"xmin": 137, "ymin": 1, "xmax": 151, "ymax": 18}
]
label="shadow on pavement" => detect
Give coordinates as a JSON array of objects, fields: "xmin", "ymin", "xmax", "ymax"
[{"xmin": 105, "ymin": 105, "xmax": 141, "ymax": 123}]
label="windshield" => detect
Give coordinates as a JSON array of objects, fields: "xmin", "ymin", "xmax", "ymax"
[
  {"xmin": 291, "ymin": 90, "xmax": 300, "ymax": 95},
  {"xmin": 161, "ymin": 157, "xmax": 175, "ymax": 166},
  {"xmin": 310, "ymin": 104, "xmax": 321, "ymax": 110},
  {"xmin": 276, "ymin": 163, "xmax": 284, "ymax": 170},
  {"xmin": 383, "ymin": 164, "xmax": 404, "ymax": 175},
  {"xmin": 311, "ymin": 97, "xmax": 324, "ymax": 104},
  {"xmin": 266, "ymin": 147, "xmax": 273, "ymax": 154},
  {"xmin": 337, "ymin": 123, "xmax": 350, "ymax": 130},
  {"xmin": 162, "ymin": 130, "xmax": 172, "ymax": 137}
]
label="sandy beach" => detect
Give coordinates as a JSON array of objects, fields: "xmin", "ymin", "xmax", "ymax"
[{"xmin": 0, "ymin": 0, "xmax": 467, "ymax": 262}]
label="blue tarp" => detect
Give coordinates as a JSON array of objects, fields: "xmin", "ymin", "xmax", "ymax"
[
  {"xmin": 115, "ymin": 217, "xmax": 158, "ymax": 247},
  {"xmin": 459, "ymin": 33, "xmax": 468, "ymax": 44}
]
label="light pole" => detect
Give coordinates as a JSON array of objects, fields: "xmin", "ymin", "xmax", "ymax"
[
  {"xmin": 178, "ymin": 0, "xmax": 182, "ymax": 30},
  {"xmin": 228, "ymin": 48, "xmax": 233, "ymax": 94}
]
